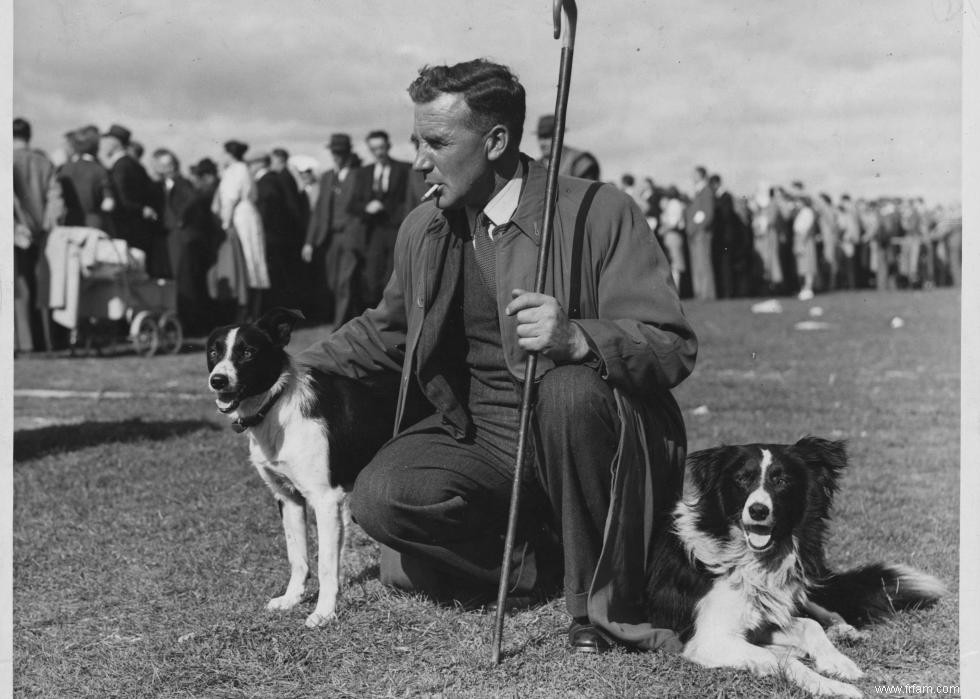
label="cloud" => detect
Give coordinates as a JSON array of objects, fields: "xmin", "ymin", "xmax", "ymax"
[{"xmin": 13, "ymin": 0, "xmax": 962, "ymax": 202}]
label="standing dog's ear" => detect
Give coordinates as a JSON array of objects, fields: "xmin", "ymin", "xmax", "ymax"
[{"xmin": 256, "ymin": 308, "xmax": 305, "ymax": 348}]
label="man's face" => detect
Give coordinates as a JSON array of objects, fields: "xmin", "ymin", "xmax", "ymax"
[
  {"xmin": 538, "ymin": 136, "xmax": 553, "ymax": 158},
  {"xmin": 330, "ymin": 151, "xmax": 349, "ymax": 170},
  {"xmin": 100, "ymin": 136, "xmax": 122, "ymax": 161},
  {"xmin": 155, "ymin": 155, "xmax": 177, "ymax": 180},
  {"xmin": 366, "ymin": 137, "xmax": 390, "ymax": 164},
  {"xmin": 412, "ymin": 92, "xmax": 494, "ymax": 211},
  {"xmin": 194, "ymin": 173, "xmax": 216, "ymax": 191},
  {"xmin": 270, "ymin": 155, "xmax": 287, "ymax": 172}
]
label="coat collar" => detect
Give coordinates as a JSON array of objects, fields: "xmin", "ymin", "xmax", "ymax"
[{"xmin": 509, "ymin": 154, "xmax": 548, "ymax": 245}]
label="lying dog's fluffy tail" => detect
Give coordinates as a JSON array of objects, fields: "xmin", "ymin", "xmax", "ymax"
[{"xmin": 810, "ymin": 563, "xmax": 946, "ymax": 625}]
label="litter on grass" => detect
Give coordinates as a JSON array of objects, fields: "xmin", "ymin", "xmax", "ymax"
[
  {"xmin": 692, "ymin": 405, "xmax": 710, "ymax": 416},
  {"xmin": 809, "ymin": 306, "xmax": 824, "ymax": 317},
  {"xmin": 891, "ymin": 316, "xmax": 905, "ymax": 329},
  {"xmin": 751, "ymin": 299, "xmax": 783, "ymax": 314},
  {"xmin": 794, "ymin": 320, "xmax": 831, "ymax": 331}
]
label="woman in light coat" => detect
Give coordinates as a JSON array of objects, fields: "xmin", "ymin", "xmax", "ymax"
[{"xmin": 213, "ymin": 139, "xmax": 269, "ymax": 321}]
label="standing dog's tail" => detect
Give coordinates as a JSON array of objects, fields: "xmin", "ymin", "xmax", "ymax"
[{"xmin": 809, "ymin": 563, "xmax": 946, "ymax": 625}]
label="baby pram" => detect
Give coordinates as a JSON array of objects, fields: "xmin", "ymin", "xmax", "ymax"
[{"xmin": 46, "ymin": 226, "xmax": 183, "ymax": 356}]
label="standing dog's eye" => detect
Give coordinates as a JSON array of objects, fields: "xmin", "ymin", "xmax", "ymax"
[
  {"xmin": 242, "ymin": 349, "xmax": 253, "ymax": 360},
  {"xmin": 208, "ymin": 349, "xmax": 218, "ymax": 360},
  {"xmin": 771, "ymin": 475, "xmax": 787, "ymax": 487}
]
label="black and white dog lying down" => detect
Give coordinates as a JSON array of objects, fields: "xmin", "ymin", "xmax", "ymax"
[
  {"xmin": 646, "ymin": 437, "xmax": 945, "ymax": 697},
  {"xmin": 207, "ymin": 308, "xmax": 397, "ymax": 627}
]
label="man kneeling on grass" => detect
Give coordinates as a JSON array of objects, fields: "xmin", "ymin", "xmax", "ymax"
[{"xmin": 299, "ymin": 58, "xmax": 697, "ymax": 653}]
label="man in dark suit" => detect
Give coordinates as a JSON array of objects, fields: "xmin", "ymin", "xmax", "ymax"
[
  {"xmin": 270, "ymin": 148, "xmax": 309, "ymax": 307},
  {"xmin": 302, "ymin": 134, "xmax": 364, "ymax": 324},
  {"xmin": 187, "ymin": 158, "xmax": 225, "ymax": 329},
  {"xmin": 249, "ymin": 152, "xmax": 297, "ymax": 311},
  {"xmin": 684, "ymin": 166, "xmax": 716, "ymax": 300},
  {"xmin": 348, "ymin": 130, "xmax": 412, "ymax": 308},
  {"xmin": 271, "ymin": 148, "xmax": 307, "ymax": 236},
  {"xmin": 100, "ymin": 124, "xmax": 161, "ymax": 273},
  {"xmin": 152, "ymin": 148, "xmax": 213, "ymax": 334},
  {"xmin": 708, "ymin": 173, "xmax": 740, "ymax": 299}
]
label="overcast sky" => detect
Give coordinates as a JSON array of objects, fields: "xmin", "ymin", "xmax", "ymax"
[{"xmin": 13, "ymin": 0, "xmax": 963, "ymax": 202}]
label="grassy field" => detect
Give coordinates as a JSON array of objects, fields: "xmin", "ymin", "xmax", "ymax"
[{"xmin": 13, "ymin": 289, "xmax": 960, "ymax": 697}]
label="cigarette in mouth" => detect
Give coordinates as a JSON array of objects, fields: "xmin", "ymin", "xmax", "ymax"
[{"xmin": 420, "ymin": 184, "xmax": 442, "ymax": 202}]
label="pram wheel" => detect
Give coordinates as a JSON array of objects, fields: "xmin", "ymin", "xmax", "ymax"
[
  {"xmin": 130, "ymin": 311, "xmax": 160, "ymax": 357},
  {"xmin": 157, "ymin": 312, "xmax": 184, "ymax": 355}
]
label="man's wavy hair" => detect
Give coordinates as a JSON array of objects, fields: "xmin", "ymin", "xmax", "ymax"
[{"xmin": 407, "ymin": 59, "xmax": 526, "ymax": 149}]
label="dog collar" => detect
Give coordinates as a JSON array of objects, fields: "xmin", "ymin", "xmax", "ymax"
[{"xmin": 230, "ymin": 389, "xmax": 284, "ymax": 433}]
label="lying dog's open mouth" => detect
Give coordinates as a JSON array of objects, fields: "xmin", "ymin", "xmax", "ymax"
[{"xmin": 742, "ymin": 524, "xmax": 774, "ymax": 552}]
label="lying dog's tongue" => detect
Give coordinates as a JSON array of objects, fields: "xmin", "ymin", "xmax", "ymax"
[{"xmin": 743, "ymin": 526, "xmax": 773, "ymax": 551}]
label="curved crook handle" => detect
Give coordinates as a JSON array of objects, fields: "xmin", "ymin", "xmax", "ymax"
[{"xmin": 553, "ymin": 0, "xmax": 578, "ymax": 47}]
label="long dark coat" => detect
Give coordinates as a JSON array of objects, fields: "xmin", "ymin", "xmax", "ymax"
[{"xmin": 299, "ymin": 156, "xmax": 697, "ymax": 651}]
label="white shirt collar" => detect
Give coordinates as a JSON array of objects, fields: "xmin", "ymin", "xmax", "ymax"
[{"xmin": 482, "ymin": 165, "xmax": 525, "ymax": 230}]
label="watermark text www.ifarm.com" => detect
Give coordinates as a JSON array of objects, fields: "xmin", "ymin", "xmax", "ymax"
[{"xmin": 873, "ymin": 685, "xmax": 960, "ymax": 696}]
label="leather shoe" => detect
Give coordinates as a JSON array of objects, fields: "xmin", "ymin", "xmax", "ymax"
[{"xmin": 568, "ymin": 617, "xmax": 613, "ymax": 654}]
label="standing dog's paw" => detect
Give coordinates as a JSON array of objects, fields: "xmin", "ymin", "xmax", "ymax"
[
  {"xmin": 305, "ymin": 610, "xmax": 337, "ymax": 628},
  {"xmin": 267, "ymin": 594, "xmax": 303, "ymax": 612}
]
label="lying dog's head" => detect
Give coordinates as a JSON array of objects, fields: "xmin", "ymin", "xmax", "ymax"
[
  {"xmin": 206, "ymin": 308, "xmax": 304, "ymax": 413},
  {"xmin": 681, "ymin": 437, "xmax": 846, "ymax": 562}
]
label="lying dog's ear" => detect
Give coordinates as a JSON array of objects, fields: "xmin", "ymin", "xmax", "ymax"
[
  {"xmin": 684, "ymin": 445, "xmax": 739, "ymax": 502},
  {"xmin": 793, "ymin": 436, "xmax": 848, "ymax": 500},
  {"xmin": 256, "ymin": 307, "xmax": 305, "ymax": 347}
]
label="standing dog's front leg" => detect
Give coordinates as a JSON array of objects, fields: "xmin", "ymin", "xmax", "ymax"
[
  {"xmin": 266, "ymin": 493, "xmax": 309, "ymax": 612},
  {"xmin": 304, "ymin": 487, "xmax": 346, "ymax": 627}
]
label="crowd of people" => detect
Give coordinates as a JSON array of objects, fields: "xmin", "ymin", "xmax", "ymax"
[
  {"xmin": 12, "ymin": 114, "xmax": 962, "ymax": 354},
  {"xmin": 617, "ymin": 168, "xmax": 963, "ymax": 302},
  {"xmin": 12, "ymin": 118, "xmax": 433, "ymax": 352}
]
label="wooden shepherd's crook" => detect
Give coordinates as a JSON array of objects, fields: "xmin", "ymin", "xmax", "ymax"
[{"xmin": 490, "ymin": 0, "xmax": 579, "ymax": 666}]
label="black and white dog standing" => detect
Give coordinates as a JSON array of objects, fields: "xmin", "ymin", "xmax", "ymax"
[
  {"xmin": 646, "ymin": 437, "xmax": 945, "ymax": 697},
  {"xmin": 207, "ymin": 308, "xmax": 397, "ymax": 627}
]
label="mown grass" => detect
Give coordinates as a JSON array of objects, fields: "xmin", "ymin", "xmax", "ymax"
[{"xmin": 13, "ymin": 289, "xmax": 960, "ymax": 697}]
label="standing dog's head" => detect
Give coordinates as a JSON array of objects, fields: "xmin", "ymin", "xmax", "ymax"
[
  {"xmin": 681, "ymin": 437, "xmax": 847, "ymax": 561},
  {"xmin": 206, "ymin": 308, "xmax": 304, "ymax": 414}
]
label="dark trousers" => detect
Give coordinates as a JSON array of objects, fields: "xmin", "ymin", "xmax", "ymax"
[
  {"xmin": 324, "ymin": 232, "xmax": 363, "ymax": 324},
  {"xmin": 349, "ymin": 365, "xmax": 618, "ymax": 617},
  {"xmin": 361, "ymin": 224, "xmax": 398, "ymax": 310}
]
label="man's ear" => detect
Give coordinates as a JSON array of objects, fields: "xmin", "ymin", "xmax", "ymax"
[
  {"xmin": 485, "ymin": 124, "xmax": 510, "ymax": 162},
  {"xmin": 256, "ymin": 307, "xmax": 305, "ymax": 348}
]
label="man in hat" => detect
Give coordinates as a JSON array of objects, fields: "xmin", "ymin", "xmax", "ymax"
[
  {"xmin": 302, "ymin": 133, "xmax": 365, "ymax": 324},
  {"xmin": 101, "ymin": 123, "xmax": 161, "ymax": 272},
  {"xmin": 348, "ymin": 130, "xmax": 413, "ymax": 308},
  {"xmin": 535, "ymin": 114, "xmax": 600, "ymax": 181},
  {"xmin": 300, "ymin": 59, "xmax": 695, "ymax": 653}
]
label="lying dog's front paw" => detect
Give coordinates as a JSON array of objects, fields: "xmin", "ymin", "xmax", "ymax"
[
  {"xmin": 826, "ymin": 622, "xmax": 869, "ymax": 645},
  {"xmin": 815, "ymin": 652, "xmax": 865, "ymax": 681},
  {"xmin": 266, "ymin": 594, "xmax": 303, "ymax": 612},
  {"xmin": 304, "ymin": 610, "xmax": 337, "ymax": 628},
  {"xmin": 828, "ymin": 682, "xmax": 863, "ymax": 699}
]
